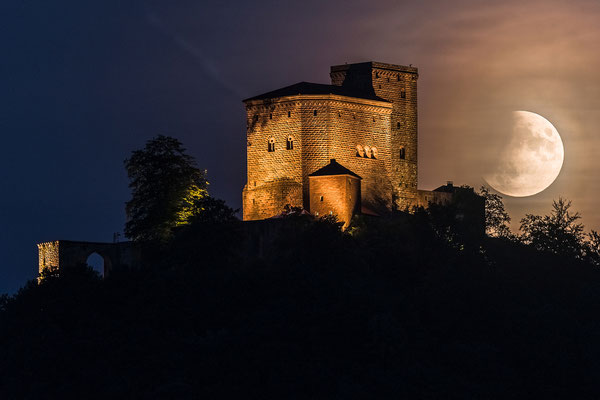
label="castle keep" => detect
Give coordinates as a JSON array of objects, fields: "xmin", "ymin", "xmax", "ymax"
[{"xmin": 243, "ymin": 61, "xmax": 419, "ymax": 225}]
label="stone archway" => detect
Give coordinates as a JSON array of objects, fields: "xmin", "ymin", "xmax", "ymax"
[
  {"xmin": 86, "ymin": 252, "xmax": 106, "ymax": 277},
  {"xmin": 37, "ymin": 240, "xmax": 141, "ymax": 278}
]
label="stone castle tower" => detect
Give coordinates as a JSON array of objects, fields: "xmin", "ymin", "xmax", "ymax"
[{"xmin": 242, "ymin": 61, "xmax": 419, "ymax": 225}]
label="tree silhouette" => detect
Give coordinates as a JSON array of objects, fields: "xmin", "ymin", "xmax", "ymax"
[
  {"xmin": 479, "ymin": 186, "xmax": 512, "ymax": 238},
  {"xmin": 124, "ymin": 135, "xmax": 208, "ymax": 242},
  {"xmin": 520, "ymin": 197, "xmax": 585, "ymax": 258}
]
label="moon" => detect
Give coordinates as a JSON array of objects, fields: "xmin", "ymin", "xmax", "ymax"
[{"xmin": 484, "ymin": 111, "xmax": 564, "ymax": 197}]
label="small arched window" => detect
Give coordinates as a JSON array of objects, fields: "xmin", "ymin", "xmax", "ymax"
[
  {"xmin": 356, "ymin": 145, "xmax": 364, "ymax": 158},
  {"xmin": 268, "ymin": 137, "xmax": 275, "ymax": 152},
  {"xmin": 399, "ymin": 146, "xmax": 406, "ymax": 159},
  {"xmin": 371, "ymin": 147, "xmax": 378, "ymax": 159},
  {"xmin": 364, "ymin": 146, "xmax": 371, "ymax": 158},
  {"xmin": 286, "ymin": 136, "xmax": 294, "ymax": 150}
]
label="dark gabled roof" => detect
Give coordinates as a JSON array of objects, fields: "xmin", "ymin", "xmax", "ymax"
[
  {"xmin": 434, "ymin": 182, "xmax": 477, "ymax": 194},
  {"xmin": 309, "ymin": 159, "xmax": 361, "ymax": 179},
  {"xmin": 434, "ymin": 183, "xmax": 456, "ymax": 193},
  {"xmin": 243, "ymin": 82, "xmax": 389, "ymax": 103}
]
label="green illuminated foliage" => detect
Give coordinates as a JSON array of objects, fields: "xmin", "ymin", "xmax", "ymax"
[{"xmin": 175, "ymin": 184, "xmax": 209, "ymax": 226}]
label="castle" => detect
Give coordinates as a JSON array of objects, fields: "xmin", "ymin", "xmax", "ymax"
[
  {"xmin": 242, "ymin": 61, "xmax": 450, "ymax": 226},
  {"xmin": 37, "ymin": 61, "xmax": 481, "ymax": 276}
]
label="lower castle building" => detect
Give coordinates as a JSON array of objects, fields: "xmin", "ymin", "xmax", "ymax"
[{"xmin": 242, "ymin": 61, "xmax": 448, "ymax": 226}]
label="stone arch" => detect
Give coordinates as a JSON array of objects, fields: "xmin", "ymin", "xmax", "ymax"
[
  {"xmin": 37, "ymin": 240, "xmax": 141, "ymax": 278},
  {"xmin": 371, "ymin": 147, "xmax": 378, "ymax": 159},
  {"xmin": 268, "ymin": 137, "xmax": 275, "ymax": 152},
  {"xmin": 363, "ymin": 146, "xmax": 371, "ymax": 158},
  {"xmin": 86, "ymin": 252, "xmax": 107, "ymax": 277},
  {"xmin": 356, "ymin": 145, "xmax": 364, "ymax": 157}
]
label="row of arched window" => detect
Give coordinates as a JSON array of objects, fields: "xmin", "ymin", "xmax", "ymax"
[
  {"xmin": 356, "ymin": 145, "xmax": 406, "ymax": 160},
  {"xmin": 267, "ymin": 136, "xmax": 294, "ymax": 152},
  {"xmin": 356, "ymin": 145, "xmax": 378, "ymax": 159}
]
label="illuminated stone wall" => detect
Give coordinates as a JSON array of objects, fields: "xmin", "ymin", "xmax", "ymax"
[
  {"xmin": 331, "ymin": 62, "xmax": 419, "ymax": 210},
  {"xmin": 38, "ymin": 241, "xmax": 60, "ymax": 273},
  {"xmin": 309, "ymin": 174, "xmax": 361, "ymax": 229},
  {"xmin": 243, "ymin": 93, "xmax": 392, "ymax": 220},
  {"xmin": 243, "ymin": 61, "xmax": 419, "ymax": 221}
]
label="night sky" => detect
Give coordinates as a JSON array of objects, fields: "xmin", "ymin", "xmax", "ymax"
[{"xmin": 2, "ymin": 0, "xmax": 600, "ymax": 293}]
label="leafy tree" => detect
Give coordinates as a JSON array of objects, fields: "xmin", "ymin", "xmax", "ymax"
[
  {"xmin": 185, "ymin": 196, "xmax": 238, "ymax": 225},
  {"xmin": 170, "ymin": 196, "xmax": 241, "ymax": 270},
  {"xmin": 519, "ymin": 197, "xmax": 585, "ymax": 258},
  {"xmin": 479, "ymin": 186, "xmax": 512, "ymax": 238},
  {"xmin": 422, "ymin": 185, "xmax": 486, "ymax": 249},
  {"xmin": 584, "ymin": 229, "xmax": 600, "ymax": 266},
  {"xmin": 124, "ymin": 135, "xmax": 208, "ymax": 242}
]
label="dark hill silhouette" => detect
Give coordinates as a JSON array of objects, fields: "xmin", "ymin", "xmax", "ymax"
[{"xmin": 3, "ymin": 206, "xmax": 600, "ymax": 399}]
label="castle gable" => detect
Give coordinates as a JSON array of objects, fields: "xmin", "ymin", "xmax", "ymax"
[{"xmin": 309, "ymin": 159, "xmax": 362, "ymax": 179}]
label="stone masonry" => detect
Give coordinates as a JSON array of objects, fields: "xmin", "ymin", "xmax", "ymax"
[
  {"xmin": 242, "ymin": 61, "xmax": 419, "ymax": 222},
  {"xmin": 37, "ymin": 240, "xmax": 141, "ymax": 277}
]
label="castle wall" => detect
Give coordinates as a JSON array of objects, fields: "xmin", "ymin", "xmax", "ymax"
[
  {"xmin": 37, "ymin": 240, "xmax": 140, "ymax": 278},
  {"xmin": 322, "ymin": 99, "xmax": 392, "ymax": 214},
  {"xmin": 243, "ymin": 94, "xmax": 392, "ymax": 220},
  {"xmin": 416, "ymin": 189, "xmax": 452, "ymax": 208},
  {"xmin": 38, "ymin": 241, "xmax": 59, "ymax": 272},
  {"xmin": 243, "ymin": 99, "xmax": 304, "ymax": 220},
  {"xmin": 309, "ymin": 174, "xmax": 361, "ymax": 229},
  {"xmin": 331, "ymin": 62, "xmax": 419, "ymax": 210}
]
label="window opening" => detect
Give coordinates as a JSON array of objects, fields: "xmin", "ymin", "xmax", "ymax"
[
  {"xmin": 364, "ymin": 146, "xmax": 371, "ymax": 158},
  {"xmin": 356, "ymin": 145, "xmax": 364, "ymax": 157}
]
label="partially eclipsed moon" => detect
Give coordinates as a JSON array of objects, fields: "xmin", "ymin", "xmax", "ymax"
[{"xmin": 484, "ymin": 111, "xmax": 564, "ymax": 197}]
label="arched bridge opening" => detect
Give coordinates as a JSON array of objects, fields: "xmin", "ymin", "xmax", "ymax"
[{"xmin": 37, "ymin": 240, "xmax": 140, "ymax": 278}]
